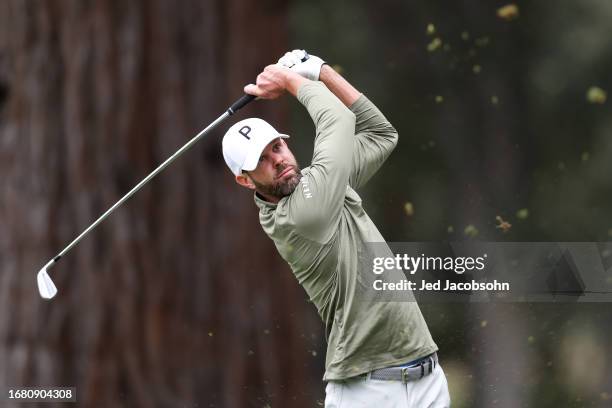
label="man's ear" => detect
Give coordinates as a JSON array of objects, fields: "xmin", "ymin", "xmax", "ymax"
[{"xmin": 235, "ymin": 173, "xmax": 256, "ymax": 190}]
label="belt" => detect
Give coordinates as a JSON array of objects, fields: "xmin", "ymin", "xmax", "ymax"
[{"xmin": 369, "ymin": 353, "xmax": 438, "ymax": 383}]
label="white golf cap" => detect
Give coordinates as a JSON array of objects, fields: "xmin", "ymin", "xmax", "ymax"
[{"xmin": 222, "ymin": 118, "xmax": 289, "ymax": 176}]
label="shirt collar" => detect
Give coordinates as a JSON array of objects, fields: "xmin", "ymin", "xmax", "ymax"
[{"xmin": 254, "ymin": 191, "xmax": 278, "ymax": 212}]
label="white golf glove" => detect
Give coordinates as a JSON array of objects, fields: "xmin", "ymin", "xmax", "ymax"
[{"xmin": 277, "ymin": 49, "xmax": 325, "ymax": 81}]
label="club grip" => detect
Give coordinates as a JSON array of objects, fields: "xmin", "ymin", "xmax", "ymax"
[{"xmin": 228, "ymin": 94, "xmax": 257, "ymax": 115}]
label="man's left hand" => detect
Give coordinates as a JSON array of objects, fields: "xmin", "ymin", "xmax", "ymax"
[{"xmin": 277, "ymin": 49, "xmax": 325, "ymax": 81}]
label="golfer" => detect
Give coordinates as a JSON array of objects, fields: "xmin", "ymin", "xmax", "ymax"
[{"xmin": 222, "ymin": 50, "xmax": 450, "ymax": 407}]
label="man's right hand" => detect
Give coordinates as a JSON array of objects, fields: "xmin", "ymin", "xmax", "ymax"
[{"xmin": 244, "ymin": 65, "xmax": 308, "ymax": 99}]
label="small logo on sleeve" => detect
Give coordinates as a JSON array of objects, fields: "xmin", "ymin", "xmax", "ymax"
[{"xmin": 301, "ymin": 176, "xmax": 312, "ymax": 199}]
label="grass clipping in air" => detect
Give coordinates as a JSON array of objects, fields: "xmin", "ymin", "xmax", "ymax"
[
  {"xmin": 497, "ymin": 4, "xmax": 519, "ymax": 20},
  {"xmin": 586, "ymin": 86, "xmax": 607, "ymax": 104}
]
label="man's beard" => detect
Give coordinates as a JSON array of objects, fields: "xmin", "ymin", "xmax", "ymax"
[{"xmin": 252, "ymin": 163, "xmax": 302, "ymax": 199}]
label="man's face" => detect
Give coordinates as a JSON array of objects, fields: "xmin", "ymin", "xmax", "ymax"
[{"xmin": 238, "ymin": 138, "xmax": 301, "ymax": 202}]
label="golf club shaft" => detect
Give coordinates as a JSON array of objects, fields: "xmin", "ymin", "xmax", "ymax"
[{"xmin": 52, "ymin": 94, "xmax": 255, "ymax": 262}]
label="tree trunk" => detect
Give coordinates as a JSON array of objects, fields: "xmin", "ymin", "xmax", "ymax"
[{"xmin": 0, "ymin": 1, "xmax": 322, "ymax": 406}]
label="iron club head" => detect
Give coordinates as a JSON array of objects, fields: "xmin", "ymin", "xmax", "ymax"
[{"xmin": 37, "ymin": 260, "xmax": 58, "ymax": 299}]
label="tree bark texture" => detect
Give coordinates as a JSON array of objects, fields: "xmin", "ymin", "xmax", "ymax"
[{"xmin": 0, "ymin": 1, "xmax": 323, "ymax": 407}]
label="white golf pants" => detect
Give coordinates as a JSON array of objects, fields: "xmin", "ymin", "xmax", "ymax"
[{"xmin": 324, "ymin": 364, "xmax": 450, "ymax": 408}]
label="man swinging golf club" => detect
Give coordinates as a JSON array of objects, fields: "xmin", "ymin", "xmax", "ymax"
[{"xmin": 223, "ymin": 50, "xmax": 450, "ymax": 407}]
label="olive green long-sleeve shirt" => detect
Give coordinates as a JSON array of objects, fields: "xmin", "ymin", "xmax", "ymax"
[{"xmin": 254, "ymin": 81, "xmax": 437, "ymax": 380}]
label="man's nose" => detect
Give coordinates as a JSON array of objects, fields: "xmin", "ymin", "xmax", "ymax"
[{"xmin": 271, "ymin": 153, "xmax": 284, "ymax": 167}]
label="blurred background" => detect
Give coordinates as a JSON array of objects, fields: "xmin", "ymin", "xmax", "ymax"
[{"xmin": 1, "ymin": 0, "xmax": 611, "ymax": 406}]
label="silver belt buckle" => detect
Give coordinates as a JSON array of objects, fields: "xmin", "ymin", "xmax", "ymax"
[{"xmin": 401, "ymin": 367, "xmax": 410, "ymax": 383}]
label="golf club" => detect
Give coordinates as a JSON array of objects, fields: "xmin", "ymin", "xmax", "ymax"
[{"xmin": 37, "ymin": 93, "xmax": 256, "ymax": 299}]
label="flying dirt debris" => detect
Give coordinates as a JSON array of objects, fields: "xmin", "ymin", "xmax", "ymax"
[{"xmin": 496, "ymin": 216, "xmax": 512, "ymax": 233}]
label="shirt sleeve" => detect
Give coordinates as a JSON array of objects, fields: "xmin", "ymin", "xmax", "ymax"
[
  {"xmin": 279, "ymin": 81, "xmax": 356, "ymax": 243},
  {"xmin": 347, "ymin": 95, "xmax": 399, "ymax": 189}
]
